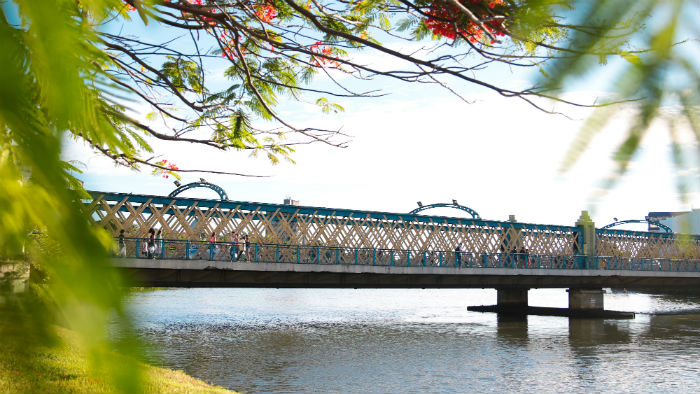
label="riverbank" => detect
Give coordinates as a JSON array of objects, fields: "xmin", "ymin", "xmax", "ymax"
[{"xmin": 0, "ymin": 326, "xmax": 238, "ymax": 394}]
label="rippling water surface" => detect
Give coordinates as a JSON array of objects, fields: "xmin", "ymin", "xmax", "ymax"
[{"xmin": 128, "ymin": 289, "xmax": 700, "ymax": 394}]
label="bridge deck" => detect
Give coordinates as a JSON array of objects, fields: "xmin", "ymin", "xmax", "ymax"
[{"xmin": 115, "ymin": 257, "xmax": 700, "ymax": 290}]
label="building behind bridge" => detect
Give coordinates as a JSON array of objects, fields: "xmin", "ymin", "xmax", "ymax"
[{"xmin": 649, "ymin": 209, "xmax": 700, "ymax": 235}]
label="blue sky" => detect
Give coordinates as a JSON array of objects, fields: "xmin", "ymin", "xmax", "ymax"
[{"xmin": 64, "ymin": 6, "xmax": 700, "ymax": 230}]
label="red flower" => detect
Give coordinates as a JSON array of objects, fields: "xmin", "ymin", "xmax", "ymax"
[
  {"xmin": 122, "ymin": 0, "xmax": 136, "ymax": 11},
  {"xmin": 309, "ymin": 41, "xmax": 339, "ymax": 67},
  {"xmin": 255, "ymin": 4, "xmax": 277, "ymax": 22},
  {"xmin": 424, "ymin": 0, "xmax": 505, "ymax": 42}
]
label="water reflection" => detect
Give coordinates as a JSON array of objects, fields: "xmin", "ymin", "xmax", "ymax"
[
  {"xmin": 495, "ymin": 315, "xmax": 529, "ymax": 347},
  {"xmin": 130, "ymin": 289, "xmax": 700, "ymax": 394},
  {"xmin": 568, "ymin": 319, "xmax": 631, "ymax": 345}
]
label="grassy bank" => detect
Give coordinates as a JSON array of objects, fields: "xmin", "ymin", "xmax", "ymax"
[{"xmin": 0, "ymin": 326, "xmax": 238, "ymax": 394}]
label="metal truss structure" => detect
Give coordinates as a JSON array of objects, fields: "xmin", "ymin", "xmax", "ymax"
[
  {"xmin": 409, "ymin": 202, "xmax": 481, "ymax": 219},
  {"xmin": 87, "ymin": 191, "xmax": 579, "ymax": 256},
  {"xmin": 167, "ymin": 181, "xmax": 229, "ymax": 201},
  {"xmin": 86, "ymin": 191, "xmax": 700, "ymax": 260},
  {"xmin": 601, "ymin": 219, "xmax": 673, "ymax": 233}
]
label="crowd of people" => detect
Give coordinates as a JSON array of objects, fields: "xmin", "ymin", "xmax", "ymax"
[
  {"xmin": 115, "ymin": 231, "xmax": 533, "ymax": 267},
  {"xmin": 117, "ymin": 228, "xmax": 251, "ymax": 261},
  {"xmin": 116, "ymin": 228, "xmax": 162, "ymax": 258},
  {"xmin": 216, "ymin": 231, "xmax": 251, "ymax": 261}
]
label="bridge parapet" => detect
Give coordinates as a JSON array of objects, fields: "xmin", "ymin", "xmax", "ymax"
[
  {"xmin": 114, "ymin": 237, "xmax": 700, "ymax": 273},
  {"xmin": 596, "ymin": 228, "xmax": 700, "ymax": 260}
]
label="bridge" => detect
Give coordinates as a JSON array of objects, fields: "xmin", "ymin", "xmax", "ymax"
[{"xmin": 87, "ymin": 189, "xmax": 700, "ymax": 316}]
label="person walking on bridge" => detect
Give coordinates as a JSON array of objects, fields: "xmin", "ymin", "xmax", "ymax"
[
  {"xmin": 147, "ymin": 228, "xmax": 156, "ymax": 259},
  {"xmin": 238, "ymin": 234, "xmax": 250, "ymax": 261},
  {"xmin": 155, "ymin": 229, "xmax": 163, "ymax": 258},
  {"xmin": 209, "ymin": 232, "xmax": 217, "ymax": 260},
  {"xmin": 118, "ymin": 229, "xmax": 126, "ymax": 257},
  {"xmin": 229, "ymin": 232, "xmax": 238, "ymax": 261},
  {"xmin": 455, "ymin": 244, "xmax": 462, "ymax": 267}
]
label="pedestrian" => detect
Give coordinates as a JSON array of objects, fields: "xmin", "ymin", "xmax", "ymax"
[
  {"xmin": 155, "ymin": 229, "xmax": 163, "ymax": 258},
  {"xmin": 244, "ymin": 235, "xmax": 251, "ymax": 261},
  {"xmin": 519, "ymin": 246, "xmax": 528, "ymax": 268},
  {"xmin": 229, "ymin": 232, "xmax": 238, "ymax": 261},
  {"xmin": 118, "ymin": 229, "xmax": 127, "ymax": 257},
  {"xmin": 209, "ymin": 232, "xmax": 217, "ymax": 260},
  {"xmin": 455, "ymin": 243, "xmax": 462, "ymax": 267},
  {"xmin": 238, "ymin": 234, "xmax": 249, "ymax": 261},
  {"xmin": 147, "ymin": 228, "xmax": 156, "ymax": 259}
]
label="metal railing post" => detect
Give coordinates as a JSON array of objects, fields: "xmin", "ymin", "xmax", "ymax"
[
  {"xmin": 372, "ymin": 249, "xmax": 376, "ymax": 265},
  {"xmin": 275, "ymin": 244, "xmax": 280, "ymax": 263},
  {"xmin": 254, "ymin": 244, "xmax": 259, "ymax": 262},
  {"xmin": 390, "ymin": 250, "xmax": 394, "ymax": 266},
  {"xmin": 135, "ymin": 238, "xmax": 140, "ymax": 258},
  {"xmin": 407, "ymin": 250, "xmax": 410, "ymax": 267},
  {"xmin": 297, "ymin": 246, "xmax": 300, "ymax": 264},
  {"xmin": 354, "ymin": 249, "xmax": 358, "ymax": 265},
  {"xmin": 439, "ymin": 251, "xmax": 443, "ymax": 267},
  {"xmin": 336, "ymin": 248, "xmax": 340, "ymax": 264},
  {"xmin": 185, "ymin": 240, "xmax": 189, "ymax": 260}
]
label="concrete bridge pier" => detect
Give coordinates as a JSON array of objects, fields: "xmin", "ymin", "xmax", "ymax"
[
  {"xmin": 568, "ymin": 288, "xmax": 604, "ymax": 312},
  {"xmin": 495, "ymin": 288, "xmax": 529, "ymax": 313},
  {"xmin": 564, "ymin": 288, "xmax": 633, "ymax": 318},
  {"xmin": 469, "ymin": 288, "xmax": 634, "ymax": 318}
]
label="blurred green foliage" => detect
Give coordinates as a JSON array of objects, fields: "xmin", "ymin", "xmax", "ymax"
[
  {"xmin": 545, "ymin": 0, "xmax": 699, "ymax": 195},
  {"xmin": 1, "ymin": 0, "xmax": 146, "ymax": 392}
]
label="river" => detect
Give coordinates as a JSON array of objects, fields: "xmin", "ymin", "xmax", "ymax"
[{"xmin": 127, "ymin": 288, "xmax": 700, "ymax": 394}]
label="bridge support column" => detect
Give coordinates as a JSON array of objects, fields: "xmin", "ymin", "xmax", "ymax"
[
  {"xmin": 568, "ymin": 288, "xmax": 604, "ymax": 311},
  {"xmin": 469, "ymin": 288, "xmax": 633, "ymax": 318},
  {"xmin": 496, "ymin": 288, "xmax": 529, "ymax": 313},
  {"xmin": 575, "ymin": 211, "xmax": 596, "ymax": 269}
]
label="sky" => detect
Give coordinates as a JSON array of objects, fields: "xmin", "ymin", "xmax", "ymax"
[{"xmin": 63, "ymin": 6, "xmax": 700, "ymax": 231}]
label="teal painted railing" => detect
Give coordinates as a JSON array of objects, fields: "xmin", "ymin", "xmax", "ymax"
[{"xmin": 115, "ymin": 237, "xmax": 700, "ymax": 273}]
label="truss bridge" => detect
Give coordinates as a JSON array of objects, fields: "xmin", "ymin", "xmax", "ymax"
[{"xmin": 87, "ymin": 190, "xmax": 700, "ymax": 316}]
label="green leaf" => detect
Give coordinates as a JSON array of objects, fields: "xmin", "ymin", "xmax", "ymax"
[{"xmin": 621, "ymin": 52, "xmax": 641, "ymax": 66}]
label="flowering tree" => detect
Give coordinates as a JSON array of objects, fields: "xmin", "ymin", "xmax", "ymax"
[{"xmin": 83, "ymin": 0, "xmax": 696, "ymax": 177}]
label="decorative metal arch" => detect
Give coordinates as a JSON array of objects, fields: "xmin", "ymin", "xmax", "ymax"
[
  {"xmin": 601, "ymin": 219, "xmax": 673, "ymax": 233},
  {"xmin": 168, "ymin": 182, "xmax": 229, "ymax": 201},
  {"xmin": 409, "ymin": 202, "xmax": 481, "ymax": 219}
]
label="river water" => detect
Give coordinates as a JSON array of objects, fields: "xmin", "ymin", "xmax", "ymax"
[{"xmin": 128, "ymin": 288, "xmax": 700, "ymax": 394}]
